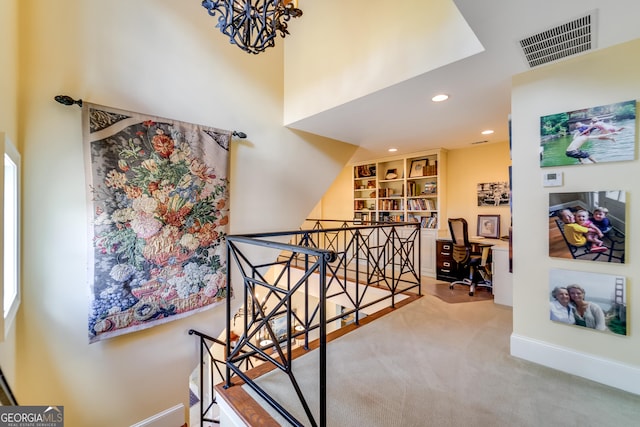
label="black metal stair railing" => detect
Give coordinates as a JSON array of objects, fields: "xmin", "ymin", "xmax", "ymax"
[
  {"xmin": 0, "ymin": 365, "xmax": 18, "ymax": 406},
  {"xmin": 188, "ymin": 328, "xmax": 265, "ymax": 426},
  {"xmin": 188, "ymin": 329, "xmax": 225, "ymax": 425},
  {"xmin": 294, "ymin": 220, "xmax": 422, "ymax": 304},
  {"xmin": 219, "ymin": 220, "xmax": 422, "ymax": 427}
]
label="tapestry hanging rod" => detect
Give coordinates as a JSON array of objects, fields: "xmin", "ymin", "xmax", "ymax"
[{"xmin": 53, "ymin": 95, "xmax": 247, "ymax": 139}]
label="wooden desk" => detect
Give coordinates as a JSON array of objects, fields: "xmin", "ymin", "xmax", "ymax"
[
  {"xmin": 435, "ymin": 240, "xmax": 457, "ymax": 282},
  {"xmin": 436, "ymin": 238, "xmax": 512, "ymax": 306},
  {"xmin": 436, "ymin": 239, "xmax": 494, "ymax": 281},
  {"xmin": 490, "ymin": 241, "xmax": 512, "ymax": 306}
]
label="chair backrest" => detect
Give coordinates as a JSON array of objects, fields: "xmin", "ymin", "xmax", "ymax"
[
  {"xmin": 448, "ymin": 218, "xmax": 471, "ymax": 263},
  {"xmin": 448, "ymin": 217, "xmax": 470, "ymax": 247}
]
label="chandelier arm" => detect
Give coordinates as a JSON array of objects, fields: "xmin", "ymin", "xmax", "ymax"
[{"xmin": 201, "ymin": 0, "xmax": 302, "ymax": 54}]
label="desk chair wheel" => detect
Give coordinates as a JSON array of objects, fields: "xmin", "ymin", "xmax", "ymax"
[{"xmin": 450, "ymin": 278, "xmax": 473, "ymax": 292}]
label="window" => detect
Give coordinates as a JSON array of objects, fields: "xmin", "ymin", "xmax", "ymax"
[
  {"xmin": 605, "ymin": 190, "xmax": 625, "ymax": 203},
  {"xmin": 0, "ymin": 133, "xmax": 20, "ymax": 339}
]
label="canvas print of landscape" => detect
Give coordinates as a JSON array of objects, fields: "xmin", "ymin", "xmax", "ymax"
[
  {"xmin": 540, "ymin": 100, "xmax": 636, "ymax": 167},
  {"xmin": 549, "ymin": 268, "xmax": 627, "ymax": 336}
]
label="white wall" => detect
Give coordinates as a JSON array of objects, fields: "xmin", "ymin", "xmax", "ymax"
[
  {"xmin": 15, "ymin": 0, "xmax": 355, "ymax": 425},
  {"xmin": 511, "ymin": 39, "xmax": 640, "ymax": 393}
]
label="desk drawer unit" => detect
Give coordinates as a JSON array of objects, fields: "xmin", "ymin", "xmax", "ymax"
[{"xmin": 436, "ymin": 240, "xmax": 458, "ymax": 282}]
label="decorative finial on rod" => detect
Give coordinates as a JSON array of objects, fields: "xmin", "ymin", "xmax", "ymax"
[
  {"xmin": 54, "ymin": 95, "xmax": 83, "ymax": 107},
  {"xmin": 233, "ymin": 131, "xmax": 247, "ymax": 139},
  {"xmin": 54, "ymin": 95, "xmax": 247, "ymax": 138}
]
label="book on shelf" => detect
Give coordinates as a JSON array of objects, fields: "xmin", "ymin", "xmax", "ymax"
[
  {"xmin": 407, "ymin": 180, "xmax": 437, "ymax": 196},
  {"xmin": 378, "ymin": 187, "xmax": 404, "ymax": 197},
  {"xmin": 378, "ymin": 199, "xmax": 404, "ymax": 211},
  {"xmin": 426, "ymin": 161, "xmax": 437, "ymax": 176},
  {"xmin": 407, "ymin": 198, "xmax": 436, "ymax": 211},
  {"xmin": 420, "ymin": 215, "xmax": 438, "ymax": 228},
  {"xmin": 423, "ymin": 182, "xmax": 437, "ymax": 194},
  {"xmin": 354, "ymin": 212, "xmax": 370, "ymax": 224},
  {"xmin": 407, "ymin": 181, "xmax": 417, "ymax": 196}
]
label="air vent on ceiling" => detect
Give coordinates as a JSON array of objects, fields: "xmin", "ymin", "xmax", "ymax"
[{"xmin": 518, "ymin": 10, "xmax": 597, "ymax": 68}]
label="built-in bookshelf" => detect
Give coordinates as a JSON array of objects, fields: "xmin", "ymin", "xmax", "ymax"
[
  {"xmin": 351, "ymin": 149, "xmax": 446, "ymax": 278},
  {"xmin": 352, "ymin": 149, "xmax": 447, "ymax": 230},
  {"xmin": 353, "ymin": 163, "xmax": 377, "ymax": 223}
]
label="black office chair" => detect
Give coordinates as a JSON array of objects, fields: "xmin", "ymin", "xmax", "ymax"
[{"xmin": 448, "ymin": 218, "xmax": 492, "ymax": 296}]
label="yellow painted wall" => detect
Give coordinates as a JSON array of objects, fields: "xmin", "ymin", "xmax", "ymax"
[
  {"xmin": 15, "ymin": 0, "xmax": 355, "ymax": 425},
  {"xmin": 9, "ymin": 2, "xmax": 640, "ymax": 423},
  {"xmin": 0, "ymin": 0, "xmax": 18, "ymax": 140},
  {"xmin": 320, "ymin": 142, "xmax": 512, "ymax": 235},
  {"xmin": 318, "ymin": 166, "xmax": 354, "ymax": 221},
  {"xmin": 446, "ymin": 141, "xmax": 512, "ymax": 238},
  {"xmin": 512, "ymin": 39, "xmax": 640, "ymax": 371},
  {"xmin": 283, "ymin": 0, "xmax": 483, "ymax": 125},
  {"xmin": 0, "ymin": 0, "xmax": 19, "ymax": 395}
]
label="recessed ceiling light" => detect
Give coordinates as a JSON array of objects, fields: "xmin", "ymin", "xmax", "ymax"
[
  {"xmin": 431, "ymin": 94, "xmax": 449, "ymax": 102},
  {"xmin": 481, "ymin": 129, "xmax": 494, "ymax": 135},
  {"xmin": 388, "ymin": 148, "xmax": 398, "ymax": 152}
]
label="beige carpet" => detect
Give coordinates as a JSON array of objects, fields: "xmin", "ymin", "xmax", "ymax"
[{"xmin": 243, "ymin": 293, "xmax": 640, "ymax": 426}]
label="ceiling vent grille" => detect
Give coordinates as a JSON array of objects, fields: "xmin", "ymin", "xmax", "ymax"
[{"xmin": 519, "ymin": 11, "xmax": 597, "ymax": 68}]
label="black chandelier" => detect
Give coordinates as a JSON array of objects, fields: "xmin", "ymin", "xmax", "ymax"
[{"xmin": 201, "ymin": 0, "xmax": 303, "ymax": 54}]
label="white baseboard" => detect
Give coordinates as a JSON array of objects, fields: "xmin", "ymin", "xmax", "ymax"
[
  {"xmin": 510, "ymin": 333, "xmax": 640, "ymax": 395},
  {"xmin": 130, "ymin": 404, "xmax": 185, "ymax": 427}
]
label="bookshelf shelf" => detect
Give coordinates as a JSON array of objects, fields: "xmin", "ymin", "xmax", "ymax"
[
  {"xmin": 351, "ymin": 150, "xmax": 447, "ymax": 278},
  {"xmin": 352, "ymin": 149, "xmax": 446, "ymax": 230}
]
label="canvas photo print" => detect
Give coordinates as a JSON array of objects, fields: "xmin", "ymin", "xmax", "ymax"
[
  {"xmin": 549, "ymin": 268, "xmax": 627, "ymax": 336},
  {"xmin": 540, "ymin": 99, "xmax": 636, "ymax": 167},
  {"xmin": 548, "ymin": 191, "xmax": 625, "ymax": 263},
  {"xmin": 477, "ymin": 181, "xmax": 510, "ymax": 206}
]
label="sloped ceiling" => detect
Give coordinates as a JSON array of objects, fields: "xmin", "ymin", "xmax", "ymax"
[{"xmin": 283, "ymin": 0, "xmax": 640, "ymax": 162}]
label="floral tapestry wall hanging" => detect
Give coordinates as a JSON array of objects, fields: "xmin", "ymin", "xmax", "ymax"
[{"xmin": 83, "ymin": 103, "xmax": 231, "ymax": 343}]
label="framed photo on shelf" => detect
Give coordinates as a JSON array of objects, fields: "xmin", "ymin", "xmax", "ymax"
[
  {"xmin": 385, "ymin": 168, "xmax": 398, "ymax": 180},
  {"xmin": 409, "ymin": 159, "xmax": 427, "ymax": 178},
  {"xmin": 477, "ymin": 214, "xmax": 500, "ymax": 238},
  {"xmin": 269, "ymin": 313, "xmax": 288, "ymax": 342},
  {"xmin": 355, "ymin": 164, "xmax": 375, "ymax": 178}
]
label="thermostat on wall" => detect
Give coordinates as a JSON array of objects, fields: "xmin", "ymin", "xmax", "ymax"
[{"xmin": 543, "ymin": 171, "xmax": 563, "ymax": 187}]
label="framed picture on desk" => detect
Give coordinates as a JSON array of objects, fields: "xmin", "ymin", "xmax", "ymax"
[{"xmin": 478, "ymin": 214, "xmax": 500, "ymax": 238}]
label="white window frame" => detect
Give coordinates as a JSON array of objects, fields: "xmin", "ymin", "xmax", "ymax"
[{"xmin": 0, "ymin": 132, "xmax": 20, "ymax": 339}]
